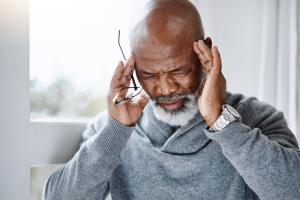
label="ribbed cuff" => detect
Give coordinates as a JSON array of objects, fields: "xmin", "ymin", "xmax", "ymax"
[
  {"xmin": 204, "ymin": 122, "xmax": 252, "ymax": 149},
  {"xmin": 91, "ymin": 116, "xmax": 135, "ymax": 158}
]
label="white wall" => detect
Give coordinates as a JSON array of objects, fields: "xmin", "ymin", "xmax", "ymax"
[
  {"xmin": 192, "ymin": 0, "xmax": 264, "ymax": 97},
  {"xmin": 192, "ymin": 0, "xmax": 299, "ymax": 140},
  {"xmin": 0, "ymin": 1, "xmax": 84, "ymax": 199}
]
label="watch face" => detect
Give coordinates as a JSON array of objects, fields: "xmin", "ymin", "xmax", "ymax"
[{"xmin": 224, "ymin": 104, "xmax": 240, "ymax": 118}]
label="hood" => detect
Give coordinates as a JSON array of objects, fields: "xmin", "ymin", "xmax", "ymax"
[{"xmin": 135, "ymin": 102, "xmax": 212, "ymax": 155}]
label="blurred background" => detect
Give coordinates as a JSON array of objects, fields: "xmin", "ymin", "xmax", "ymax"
[{"xmin": 1, "ymin": 0, "xmax": 300, "ymax": 199}]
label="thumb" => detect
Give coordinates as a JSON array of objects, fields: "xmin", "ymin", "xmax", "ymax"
[{"xmin": 135, "ymin": 92, "xmax": 150, "ymax": 109}]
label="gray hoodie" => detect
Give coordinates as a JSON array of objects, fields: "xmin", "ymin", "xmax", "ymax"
[{"xmin": 43, "ymin": 92, "xmax": 300, "ymax": 200}]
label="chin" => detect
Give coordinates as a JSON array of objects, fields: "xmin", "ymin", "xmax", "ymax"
[{"xmin": 151, "ymin": 96, "xmax": 199, "ymax": 127}]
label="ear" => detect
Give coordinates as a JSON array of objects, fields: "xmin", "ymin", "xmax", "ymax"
[{"xmin": 204, "ymin": 37, "xmax": 212, "ymax": 49}]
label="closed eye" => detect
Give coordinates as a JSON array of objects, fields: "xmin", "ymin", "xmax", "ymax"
[
  {"xmin": 144, "ymin": 74, "xmax": 156, "ymax": 79},
  {"xmin": 139, "ymin": 71, "xmax": 157, "ymax": 79},
  {"xmin": 171, "ymin": 68, "xmax": 184, "ymax": 73},
  {"xmin": 170, "ymin": 67, "xmax": 190, "ymax": 75}
]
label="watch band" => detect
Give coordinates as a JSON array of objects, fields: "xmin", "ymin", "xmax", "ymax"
[
  {"xmin": 209, "ymin": 104, "xmax": 241, "ymax": 132},
  {"xmin": 210, "ymin": 114, "xmax": 231, "ymax": 131}
]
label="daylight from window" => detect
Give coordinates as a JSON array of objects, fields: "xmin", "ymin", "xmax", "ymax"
[{"xmin": 30, "ymin": 0, "xmax": 145, "ymax": 121}]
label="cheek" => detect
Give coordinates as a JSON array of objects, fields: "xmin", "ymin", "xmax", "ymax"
[
  {"xmin": 174, "ymin": 75, "xmax": 198, "ymax": 91},
  {"xmin": 174, "ymin": 70, "xmax": 202, "ymax": 92}
]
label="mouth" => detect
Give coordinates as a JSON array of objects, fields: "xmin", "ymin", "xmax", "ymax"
[{"xmin": 158, "ymin": 98, "xmax": 185, "ymax": 111}]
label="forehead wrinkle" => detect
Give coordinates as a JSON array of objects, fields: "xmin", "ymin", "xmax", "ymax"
[
  {"xmin": 135, "ymin": 32, "xmax": 194, "ymax": 58},
  {"xmin": 136, "ymin": 55, "xmax": 192, "ymax": 74},
  {"xmin": 137, "ymin": 43, "xmax": 193, "ymax": 63},
  {"xmin": 137, "ymin": 45, "xmax": 180, "ymax": 60}
]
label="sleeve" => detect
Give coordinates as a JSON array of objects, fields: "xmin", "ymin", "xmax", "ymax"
[
  {"xmin": 204, "ymin": 98, "xmax": 300, "ymax": 200},
  {"xmin": 42, "ymin": 112, "xmax": 135, "ymax": 200}
]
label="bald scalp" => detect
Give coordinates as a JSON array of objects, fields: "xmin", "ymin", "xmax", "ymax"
[{"xmin": 130, "ymin": 0, "xmax": 204, "ymax": 54}]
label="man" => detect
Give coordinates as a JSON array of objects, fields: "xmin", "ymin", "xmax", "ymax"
[{"xmin": 43, "ymin": 0, "xmax": 300, "ymax": 199}]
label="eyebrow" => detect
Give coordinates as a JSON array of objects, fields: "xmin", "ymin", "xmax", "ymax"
[
  {"xmin": 138, "ymin": 69, "xmax": 155, "ymax": 75},
  {"xmin": 138, "ymin": 66, "xmax": 186, "ymax": 75}
]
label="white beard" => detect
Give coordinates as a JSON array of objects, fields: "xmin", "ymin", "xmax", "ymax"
[{"xmin": 151, "ymin": 89, "xmax": 200, "ymax": 127}]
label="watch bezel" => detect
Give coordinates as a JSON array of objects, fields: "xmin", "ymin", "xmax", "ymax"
[{"xmin": 222, "ymin": 104, "xmax": 241, "ymax": 121}]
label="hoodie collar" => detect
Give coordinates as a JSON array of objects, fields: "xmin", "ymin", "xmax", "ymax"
[{"xmin": 135, "ymin": 103, "xmax": 212, "ymax": 155}]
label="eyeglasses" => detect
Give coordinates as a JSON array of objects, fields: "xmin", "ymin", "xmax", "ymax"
[{"xmin": 113, "ymin": 30, "xmax": 143, "ymax": 105}]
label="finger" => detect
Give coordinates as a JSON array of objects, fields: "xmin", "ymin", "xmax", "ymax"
[
  {"xmin": 193, "ymin": 42, "xmax": 209, "ymax": 62},
  {"xmin": 134, "ymin": 92, "xmax": 150, "ymax": 109},
  {"xmin": 198, "ymin": 41, "xmax": 215, "ymax": 71},
  {"xmin": 110, "ymin": 61, "xmax": 125, "ymax": 89},
  {"xmin": 212, "ymin": 46, "xmax": 222, "ymax": 72},
  {"xmin": 197, "ymin": 52, "xmax": 209, "ymax": 63},
  {"xmin": 193, "ymin": 42, "xmax": 201, "ymax": 54},
  {"xmin": 197, "ymin": 40, "xmax": 213, "ymax": 61},
  {"xmin": 120, "ymin": 56, "xmax": 135, "ymax": 82},
  {"xmin": 122, "ymin": 55, "xmax": 135, "ymax": 77},
  {"xmin": 200, "ymin": 59, "xmax": 207, "ymax": 73},
  {"xmin": 112, "ymin": 91, "xmax": 130, "ymax": 106},
  {"xmin": 112, "ymin": 56, "xmax": 138, "ymax": 105},
  {"xmin": 194, "ymin": 42, "xmax": 210, "ymax": 77}
]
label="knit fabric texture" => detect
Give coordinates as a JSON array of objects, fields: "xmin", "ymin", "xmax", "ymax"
[{"xmin": 43, "ymin": 92, "xmax": 300, "ymax": 200}]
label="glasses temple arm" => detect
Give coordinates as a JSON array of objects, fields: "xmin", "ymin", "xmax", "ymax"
[{"xmin": 118, "ymin": 30, "xmax": 138, "ymax": 90}]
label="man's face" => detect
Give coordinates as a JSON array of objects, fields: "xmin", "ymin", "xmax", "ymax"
[{"xmin": 134, "ymin": 41, "xmax": 203, "ymax": 126}]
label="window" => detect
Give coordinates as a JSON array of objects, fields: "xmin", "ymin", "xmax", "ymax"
[{"xmin": 30, "ymin": 0, "xmax": 147, "ymax": 122}]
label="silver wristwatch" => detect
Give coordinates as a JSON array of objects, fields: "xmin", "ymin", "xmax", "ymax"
[{"xmin": 209, "ymin": 104, "xmax": 242, "ymax": 132}]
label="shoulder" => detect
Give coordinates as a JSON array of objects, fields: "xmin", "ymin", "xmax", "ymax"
[
  {"xmin": 226, "ymin": 92, "xmax": 285, "ymax": 130},
  {"xmin": 226, "ymin": 92, "xmax": 299, "ymax": 149}
]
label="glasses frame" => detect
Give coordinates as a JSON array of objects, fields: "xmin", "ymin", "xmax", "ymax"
[{"xmin": 113, "ymin": 30, "xmax": 143, "ymax": 105}]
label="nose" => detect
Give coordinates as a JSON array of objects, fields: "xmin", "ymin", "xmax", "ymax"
[{"xmin": 157, "ymin": 75, "xmax": 179, "ymax": 96}]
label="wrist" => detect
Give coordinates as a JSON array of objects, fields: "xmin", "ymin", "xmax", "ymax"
[{"xmin": 203, "ymin": 109, "xmax": 222, "ymax": 127}]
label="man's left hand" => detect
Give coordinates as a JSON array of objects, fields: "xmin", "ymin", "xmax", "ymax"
[{"xmin": 193, "ymin": 39, "xmax": 227, "ymax": 127}]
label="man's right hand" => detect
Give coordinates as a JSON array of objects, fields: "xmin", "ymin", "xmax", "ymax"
[{"xmin": 107, "ymin": 55, "xmax": 149, "ymax": 126}]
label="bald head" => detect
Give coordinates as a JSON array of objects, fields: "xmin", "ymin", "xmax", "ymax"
[
  {"xmin": 131, "ymin": 0, "xmax": 206, "ymax": 106},
  {"xmin": 130, "ymin": 0, "xmax": 204, "ymax": 54}
]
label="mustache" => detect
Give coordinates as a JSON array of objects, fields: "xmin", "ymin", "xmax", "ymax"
[{"xmin": 153, "ymin": 93, "xmax": 190, "ymax": 104}]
